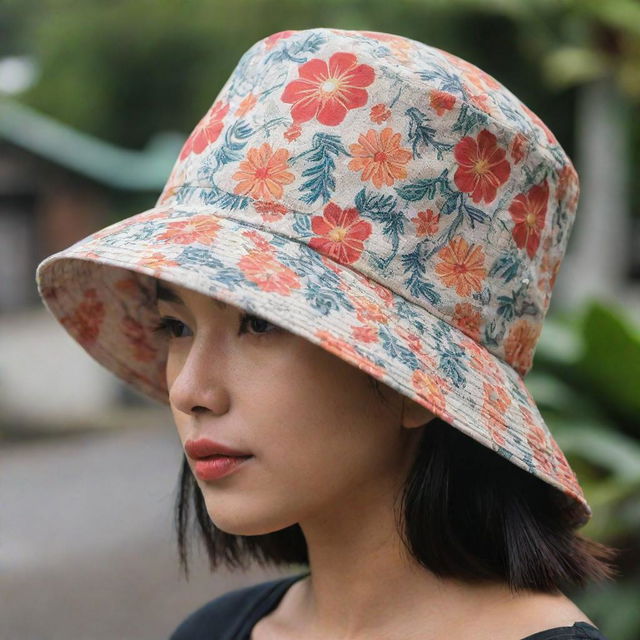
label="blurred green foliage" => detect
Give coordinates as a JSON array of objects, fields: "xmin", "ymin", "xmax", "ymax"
[{"xmin": 533, "ymin": 301, "xmax": 640, "ymax": 639}]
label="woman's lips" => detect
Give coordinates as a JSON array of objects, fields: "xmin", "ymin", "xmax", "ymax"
[
  {"xmin": 193, "ymin": 454, "xmax": 253, "ymax": 481},
  {"xmin": 185, "ymin": 437, "xmax": 252, "ymax": 459}
]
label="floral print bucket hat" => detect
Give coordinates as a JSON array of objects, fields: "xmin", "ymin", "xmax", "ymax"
[{"xmin": 36, "ymin": 28, "xmax": 589, "ymax": 526}]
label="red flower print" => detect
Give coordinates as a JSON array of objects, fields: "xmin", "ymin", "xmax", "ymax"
[
  {"xmin": 121, "ymin": 315, "xmax": 156, "ymax": 362},
  {"xmin": 503, "ymin": 318, "xmax": 541, "ymax": 375},
  {"xmin": 510, "ymin": 132, "xmax": 527, "ymax": 164},
  {"xmin": 253, "ymin": 200, "xmax": 289, "ymax": 222},
  {"xmin": 454, "ymin": 129, "xmax": 511, "ymax": 204},
  {"xmin": 314, "ymin": 329, "xmax": 386, "ymax": 379},
  {"xmin": 60, "ymin": 289, "xmax": 105, "ymax": 346},
  {"xmin": 352, "ymin": 325, "xmax": 379, "ymax": 344},
  {"xmin": 237, "ymin": 250, "xmax": 301, "ymax": 296},
  {"xmin": 348, "ymin": 127, "xmax": 412, "ymax": 189},
  {"xmin": 309, "ymin": 202, "xmax": 373, "ymax": 265},
  {"xmin": 429, "ymin": 90, "xmax": 456, "ymax": 116},
  {"xmin": 281, "ymin": 52, "xmax": 375, "ymax": 126},
  {"xmin": 452, "ymin": 302, "xmax": 482, "ymax": 342},
  {"xmin": 508, "ymin": 180, "xmax": 549, "ymax": 259},
  {"xmin": 370, "ymin": 103, "xmax": 391, "ymax": 124},
  {"xmin": 156, "ymin": 215, "xmax": 221, "ymax": 245},
  {"xmin": 178, "ymin": 100, "xmax": 229, "ymax": 161},
  {"xmin": 283, "ymin": 123, "xmax": 302, "ymax": 142},
  {"xmin": 232, "ymin": 142, "xmax": 295, "ymax": 200},
  {"xmin": 412, "ymin": 209, "xmax": 439, "ymax": 236},
  {"xmin": 435, "ymin": 236, "xmax": 486, "ymax": 297},
  {"xmin": 241, "ymin": 229, "xmax": 275, "ymax": 254}
]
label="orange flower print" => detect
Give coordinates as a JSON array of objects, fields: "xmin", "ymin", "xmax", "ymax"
[
  {"xmin": 454, "ymin": 129, "xmax": 511, "ymax": 204},
  {"xmin": 136, "ymin": 252, "xmax": 180, "ymax": 272},
  {"xmin": 348, "ymin": 127, "xmax": 412, "ymax": 189},
  {"xmin": 435, "ymin": 236, "xmax": 486, "ymax": 297},
  {"xmin": 232, "ymin": 142, "xmax": 295, "ymax": 200},
  {"xmin": 370, "ymin": 103, "xmax": 391, "ymax": 124},
  {"xmin": 352, "ymin": 325, "xmax": 379, "ymax": 344},
  {"xmin": 235, "ymin": 93, "xmax": 257, "ymax": 117},
  {"xmin": 283, "ymin": 123, "xmax": 302, "ymax": 142},
  {"xmin": 509, "ymin": 180, "xmax": 549, "ymax": 259},
  {"xmin": 348, "ymin": 293, "xmax": 389, "ymax": 326},
  {"xmin": 510, "ymin": 132, "xmax": 527, "ymax": 164},
  {"xmin": 315, "ymin": 329, "xmax": 385, "ymax": 379},
  {"xmin": 480, "ymin": 381, "xmax": 512, "ymax": 425},
  {"xmin": 281, "ymin": 52, "xmax": 375, "ymax": 126},
  {"xmin": 253, "ymin": 200, "xmax": 289, "ymax": 222},
  {"xmin": 459, "ymin": 333, "xmax": 504, "ymax": 385},
  {"xmin": 241, "ymin": 229, "xmax": 276, "ymax": 254},
  {"xmin": 156, "ymin": 215, "xmax": 221, "ymax": 245},
  {"xmin": 122, "ymin": 315, "xmax": 156, "ymax": 362},
  {"xmin": 556, "ymin": 165, "xmax": 576, "ymax": 203},
  {"xmin": 178, "ymin": 100, "xmax": 229, "ymax": 161},
  {"xmin": 359, "ymin": 31, "xmax": 414, "ymax": 63},
  {"xmin": 411, "ymin": 370, "xmax": 450, "ymax": 420},
  {"xmin": 452, "ymin": 302, "xmax": 482, "ymax": 342},
  {"xmin": 237, "ymin": 250, "xmax": 301, "ymax": 296},
  {"xmin": 503, "ymin": 318, "xmax": 541, "ymax": 375},
  {"xmin": 309, "ymin": 202, "xmax": 372, "ymax": 265},
  {"xmin": 429, "ymin": 90, "xmax": 456, "ymax": 116},
  {"xmin": 412, "ymin": 208, "xmax": 439, "ymax": 236},
  {"xmin": 60, "ymin": 289, "xmax": 105, "ymax": 346},
  {"xmin": 395, "ymin": 325, "xmax": 426, "ymax": 357},
  {"xmin": 525, "ymin": 422, "xmax": 555, "ymax": 477}
]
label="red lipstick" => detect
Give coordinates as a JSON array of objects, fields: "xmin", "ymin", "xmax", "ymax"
[{"xmin": 185, "ymin": 438, "xmax": 253, "ymax": 482}]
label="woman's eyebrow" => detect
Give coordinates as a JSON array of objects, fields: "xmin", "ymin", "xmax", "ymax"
[{"xmin": 155, "ymin": 282, "xmax": 229, "ymax": 310}]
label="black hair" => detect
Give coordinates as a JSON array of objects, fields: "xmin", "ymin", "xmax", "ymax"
[{"xmin": 173, "ymin": 376, "xmax": 619, "ymax": 594}]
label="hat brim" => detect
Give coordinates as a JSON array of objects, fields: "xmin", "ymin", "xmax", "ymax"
[{"xmin": 36, "ymin": 202, "xmax": 591, "ymax": 526}]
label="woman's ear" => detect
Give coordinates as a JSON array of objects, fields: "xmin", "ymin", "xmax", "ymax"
[{"xmin": 401, "ymin": 396, "xmax": 436, "ymax": 429}]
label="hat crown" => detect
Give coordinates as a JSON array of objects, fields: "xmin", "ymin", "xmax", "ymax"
[{"xmin": 156, "ymin": 27, "xmax": 579, "ymax": 376}]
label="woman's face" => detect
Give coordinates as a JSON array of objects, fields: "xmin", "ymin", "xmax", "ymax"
[{"xmin": 155, "ymin": 279, "xmax": 434, "ymax": 536}]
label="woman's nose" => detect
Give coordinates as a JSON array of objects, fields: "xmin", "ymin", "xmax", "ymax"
[{"xmin": 167, "ymin": 337, "xmax": 231, "ymax": 416}]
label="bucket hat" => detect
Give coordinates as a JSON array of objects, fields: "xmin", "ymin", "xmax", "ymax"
[{"xmin": 36, "ymin": 27, "xmax": 589, "ymax": 526}]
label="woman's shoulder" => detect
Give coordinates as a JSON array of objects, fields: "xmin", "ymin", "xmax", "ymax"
[
  {"xmin": 169, "ymin": 573, "xmax": 303, "ymax": 640},
  {"xmin": 520, "ymin": 621, "xmax": 608, "ymax": 639}
]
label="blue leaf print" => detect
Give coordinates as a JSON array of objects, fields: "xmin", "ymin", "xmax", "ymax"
[
  {"xmin": 292, "ymin": 212, "xmax": 313, "ymax": 238},
  {"xmin": 451, "ymin": 102, "xmax": 489, "ymax": 138},
  {"xmin": 291, "ymin": 133, "xmax": 350, "ymax": 205},
  {"xmin": 178, "ymin": 247, "xmax": 225, "ymax": 270},
  {"xmin": 400, "ymin": 247, "xmax": 441, "ymax": 306},
  {"xmin": 489, "ymin": 253, "xmax": 521, "ymax": 283},
  {"xmin": 432, "ymin": 323, "xmax": 468, "ymax": 388},
  {"xmin": 304, "ymin": 283, "xmax": 355, "ymax": 316},
  {"xmin": 405, "ymin": 107, "xmax": 454, "ymax": 160},
  {"xmin": 378, "ymin": 325, "xmax": 420, "ymax": 370}
]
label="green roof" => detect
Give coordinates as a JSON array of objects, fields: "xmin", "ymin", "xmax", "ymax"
[{"xmin": 0, "ymin": 98, "xmax": 185, "ymax": 191}]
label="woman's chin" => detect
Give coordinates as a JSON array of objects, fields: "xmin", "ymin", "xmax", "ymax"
[{"xmin": 206, "ymin": 507, "xmax": 298, "ymax": 537}]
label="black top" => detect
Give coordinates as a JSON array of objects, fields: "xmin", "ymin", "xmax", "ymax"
[{"xmin": 169, "ymin": 572, "xmax": 608, "ymax": 640}]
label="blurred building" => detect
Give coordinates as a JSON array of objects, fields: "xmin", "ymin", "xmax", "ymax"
[{"xmin": 0, "ymin": 99, "xmax": 182, "ymax": 427}]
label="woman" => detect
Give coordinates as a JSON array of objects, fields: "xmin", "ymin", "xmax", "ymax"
[{"xmin": 36, "ymin": 28, "xmax": 618, "ymax": 639}]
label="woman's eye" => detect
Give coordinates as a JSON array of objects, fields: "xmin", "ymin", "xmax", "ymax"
[
  {"xmin": 151, "ymin": 313, "xmax": 278, "ymax": 339},
  {"xmin": 239, "ymin": 313, "xmax": 278, "ymax": 337},
  {"xmin": 151, "ymin": 317, "xmax": 191, "ymax": 338}
]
